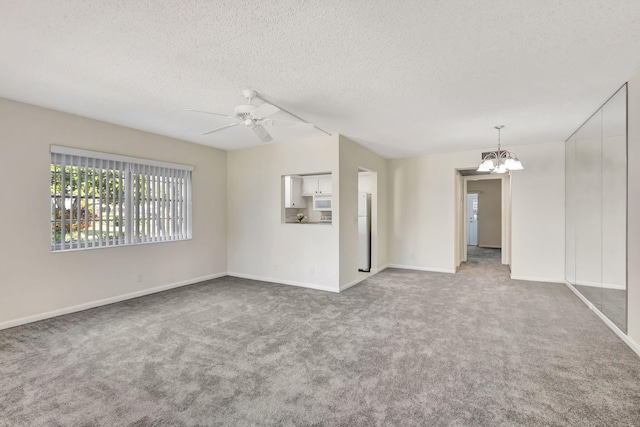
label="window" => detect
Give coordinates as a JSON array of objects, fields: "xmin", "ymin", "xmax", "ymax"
[{"xmin": 50, "ymin": 145, "xmax": 193, "ymax": 252}]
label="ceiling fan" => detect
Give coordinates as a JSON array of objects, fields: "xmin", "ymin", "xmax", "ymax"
[{"xmin": 188, "ymin": 89, "xmax": 316, "ymax": 143}]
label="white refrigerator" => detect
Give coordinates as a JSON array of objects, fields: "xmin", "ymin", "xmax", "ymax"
[{"xmin": 358, "ymin": 192, "xmax": 371, "ymax": 272}]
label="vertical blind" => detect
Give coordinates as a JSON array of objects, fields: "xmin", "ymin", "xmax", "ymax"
[{"xmin": 50, "ymin": 145, "xmax": 193, "ymax": 252}]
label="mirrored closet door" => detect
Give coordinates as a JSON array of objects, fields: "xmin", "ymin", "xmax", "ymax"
[{"xmin": 565, "ymin": 85, "xmax": 627, "ymax": 332}]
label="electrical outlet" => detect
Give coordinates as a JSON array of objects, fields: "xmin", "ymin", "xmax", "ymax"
[
  {"xmin": 137, "ymin": 273, "xmax": 143, "ymax": 282},
  {"xmin": 273, "ymin": 264, "xmax": 278, "ymax": 272},
  {"xmin": 309, "ymin": 267, "xmax": 315, "ymax": 276}
]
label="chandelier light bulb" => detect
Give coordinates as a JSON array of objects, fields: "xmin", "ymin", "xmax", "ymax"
[
  {"xmin": 477, "ymin": 159, "xmax": 494, "ymax": 172},
  {"xmin": 504, "ymin": 158, "xmax": 517, "ymax": 169}
]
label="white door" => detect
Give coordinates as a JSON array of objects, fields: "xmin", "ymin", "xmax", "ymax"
[{"xmin": 467, "ymin": 193, "xmax": 478, "ymax": 246}]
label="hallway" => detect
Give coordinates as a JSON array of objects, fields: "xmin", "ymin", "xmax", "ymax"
[
  {"xmin": 459, "ymin": 246, "xmax": 504, "ymax": 275},
  {"xmin": 466, "ymin": 245, "xmax": 501, "ymax": 265}
]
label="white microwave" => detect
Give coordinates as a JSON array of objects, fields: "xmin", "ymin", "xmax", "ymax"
[{"xmin": 313, "ymin": 194, "xmax": 332, "ymax": 211}]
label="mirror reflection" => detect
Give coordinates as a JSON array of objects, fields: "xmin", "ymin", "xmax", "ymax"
[
  {"xmin": 601, "ymin": 88, "xmax": 627, "ymax": 329},
  {"xmin": 573, "ymin": 109, "xmax": 603, "ymax": 312},
  {"xmin": 565, "ymin": 85, "xmax": 627, "ymax": 332}
]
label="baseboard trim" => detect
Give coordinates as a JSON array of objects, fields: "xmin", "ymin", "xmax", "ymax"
[
  {"xmin": 370, "ymin": 264, "xmax": 390, "ymax": 275},
  {"xmin": 510, "ymin": 275, "xmax": 564, "ymax": 283},
  {"xmin": 227, "ymin": 272, "xmax": 339, "ymax": 293},
  {"xmin": 387, "ymin": 264, "xmax": 456, "ymax": 274},
  {"xmin": 340, "ymin": 278, "xmax": 363, "ymax": 292},
  {"xmin": 565, "ymin": 281, "xmax": 640, "ymax": 359},
  {"xmin": 602, "ymin": 283, "xmax": 626, "ymax": 290},
  {"xmin": 568, "ymin": 281, "xmax": 626, "ymax": 290},
  {"xmin": 0, "ymin": 272, "xmax": 228, "ymax": 331},
  {"xmin": 339, "ymin": 264, "xmax": 390, "ymax": 292}
]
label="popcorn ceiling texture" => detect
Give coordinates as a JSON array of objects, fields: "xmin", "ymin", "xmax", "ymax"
[{"xmin": 0, "ymin": 1, "xmax": 639, "ymax": 157}]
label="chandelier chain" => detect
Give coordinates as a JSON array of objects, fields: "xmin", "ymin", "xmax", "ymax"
[{"xmin": 495, "ymin": 125, "xmax": 503, "ymax": 153}]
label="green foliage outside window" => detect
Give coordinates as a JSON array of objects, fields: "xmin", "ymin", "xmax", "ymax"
[{"xmin": 50, "ymin": 164, "xmax": 123, "ymax": 244}]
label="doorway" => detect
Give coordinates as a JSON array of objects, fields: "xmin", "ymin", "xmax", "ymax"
[
  {"xmin": 455, "ymin": 171, "xmax": 511, "ymax": 269},
  {"xmin": 358, "ymin": 169, "xmax": 377, "ymax": 273}
]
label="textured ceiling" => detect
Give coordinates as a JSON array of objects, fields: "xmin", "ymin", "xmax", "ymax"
[{"xmin": 1, "ymin": 0, "xmax": 640, "ymax": 158}]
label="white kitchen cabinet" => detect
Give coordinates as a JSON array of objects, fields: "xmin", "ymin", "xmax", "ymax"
[
  {"xmin": 302, "ymin": 175, "xmax": 332, "ymax": 195},
  {"xmin": 284, "ymin": 176, "xmax": 306, "ymax": 208},
  {"xmin": 318, "ymin": 176, "xmax": 332, "ymax": 194},
  {"xmin": 302, "ymin": 178, "xmax": 318, "ymax": 195}
]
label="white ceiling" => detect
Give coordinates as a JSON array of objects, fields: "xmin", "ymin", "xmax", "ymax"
[{"xmin": 1, "ymin": 1, "xmax": 640, "ymax": 158}]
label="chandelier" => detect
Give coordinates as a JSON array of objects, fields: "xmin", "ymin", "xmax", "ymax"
[{"xmin": 477, "ymin": 125, "xmax": 523, "ymax": 173}]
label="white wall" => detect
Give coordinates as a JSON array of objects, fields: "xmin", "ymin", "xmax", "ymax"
[
  {"xmin": 0, "ymin": 98, "xmax": 228, "ymax": 327},
  {"xmin": 389, "ymin": 150, "xmax": 477, "ymax": 273},
  {"xmin": 510, "ymin": 142, "xmax": 565, "ymax": 282},
  {"xmin": 227, "ymin": 134, "xmax": 341, "ymax": 292},
  {"xmin": 388, "ymin": 143, "xmax": 565, "ymax": 281},
  {"xmin": 338, "ymin": 136, "xmax": 388, "ymax": 289},
  {"xmin": 628, "ymin": 71, "xmax": 640, "ymax": 347}
]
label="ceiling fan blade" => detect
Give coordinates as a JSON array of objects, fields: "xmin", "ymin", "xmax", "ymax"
[
  {"xmin": 186, "ymin": 109, "xmax": 235, "ymax": 119},
  {"xmin": 252, "ymin": 125, "xmax": 273, "ymax": 143},
  {"xmin": 201, "ymin": 122, "xmax": 240, "ymax": 135},
  {"xmin": 271, "ymin": 120, "xmax": 315, "ymax": 131},
  {"xmin": 252, "ymin": 103, "xmax": 279, "ymax": 118}
]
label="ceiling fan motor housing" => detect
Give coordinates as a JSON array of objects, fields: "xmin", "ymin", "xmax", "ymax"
[{"xmin": 235, "ymin": 104, "xmax": 258, "ymax": 120}]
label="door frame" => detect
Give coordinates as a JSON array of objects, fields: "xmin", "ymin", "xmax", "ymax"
[
  {"xmin": 456, "ymin": 173, "xmax": 511, "ymax": 267},
  {"xmin": 358, "ymin": 168, "xmax": 378, "ymax": 273}
]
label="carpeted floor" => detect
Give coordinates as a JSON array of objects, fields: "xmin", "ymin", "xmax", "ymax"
[
  {"xmin": 574, "ymin": 285, "xmax": 626, "ymax": 332},
  {"xmin": 2, "ymin": 253, "xmax": 640, "ymax": 426},
  {"xmin": 465, "ymin": 245, "xmax": 502, "ymax": 266}
]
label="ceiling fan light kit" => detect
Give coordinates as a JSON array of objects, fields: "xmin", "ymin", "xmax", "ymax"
[
  {"xmin": 477, "ymin": 125, "xmax": 524, "ymax": 173},
  {"xmin": 188, "ymin": 89, "xmax": 324, "ymax": 143}
]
